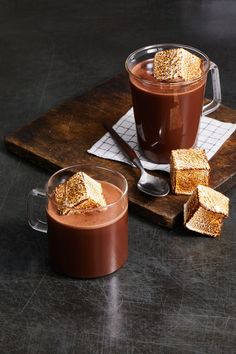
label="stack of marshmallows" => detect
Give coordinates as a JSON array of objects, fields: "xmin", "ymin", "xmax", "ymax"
[{"xmin": 170, "ymin": 148, "xmax": 229, "ymax": 237}]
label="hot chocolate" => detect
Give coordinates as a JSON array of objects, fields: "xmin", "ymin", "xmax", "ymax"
[
  {"xmin": 27, "ymin": 165, "xmax": 128, "ymax": 278},
  {"xmin": 130, "ymin": 58, "xmax": 206, "ymax": 163},
  {"xmin": 47, "ymin": 180, "xmax": 128, "ymax": 278}
]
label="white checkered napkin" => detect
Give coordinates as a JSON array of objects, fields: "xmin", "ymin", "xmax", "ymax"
[{"xmin": 88, "ymin": 108, "xmax": 236, "ymax": 172}]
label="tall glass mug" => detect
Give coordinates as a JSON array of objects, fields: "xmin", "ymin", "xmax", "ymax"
[
  {"xmin": 27, "ymin": 165, "xmax": 128, "ymax": 278},
  {"xmin": 125, "ymin": 43, "xmax": 221, "ymax": 163}
]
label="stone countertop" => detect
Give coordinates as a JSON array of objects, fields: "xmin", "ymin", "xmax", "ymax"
[{"xmin": 1, "ymin": 1, "xmax": 236, "ymax": 353}]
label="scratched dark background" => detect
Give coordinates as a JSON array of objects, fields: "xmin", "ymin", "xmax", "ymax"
[{"xmin": 1, "ymin": 1, "xmax": 236, "ymax": 353}]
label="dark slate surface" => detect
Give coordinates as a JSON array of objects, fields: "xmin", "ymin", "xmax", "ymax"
[{"xmin": 0, "ymin": 1, "xmax": 236, "ymax": 353}]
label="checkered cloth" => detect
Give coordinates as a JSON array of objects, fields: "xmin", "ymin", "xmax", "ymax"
[{"xmin": 88, "ymin": 108, "xmax": 236, "ymax": 172}]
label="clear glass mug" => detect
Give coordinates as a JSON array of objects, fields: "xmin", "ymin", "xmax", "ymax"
[
  {"xmin": 125, "ymin": 43, "xmax": 221, "ymax": 163},
  {"xmin": 27, "ymin": 164, "xmax": 128, "ymax": 278}
]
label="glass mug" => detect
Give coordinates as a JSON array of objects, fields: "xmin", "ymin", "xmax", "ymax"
[
  {"xmin": 27, "ymin": 165, "xmax": 128, "ymax": 278},
  {"xmin": 125, "ymin": 43, "xmax": 221, "ymax": 164}
]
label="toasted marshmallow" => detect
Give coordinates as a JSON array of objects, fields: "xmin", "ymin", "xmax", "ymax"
[
  {"xmin": 153, "ymin": 48, "xmax": 202, "ymax": 81},
  {"xmin": 184, "ymin": 185, "xmax": 229, "ymax": 237},
  {"xmin": 55, "ymin": 172, "xmax": 106, "ymax": 215},
  {"xmin": 170, "ymin": 148, "xmax": 210, "ymax": 195}
]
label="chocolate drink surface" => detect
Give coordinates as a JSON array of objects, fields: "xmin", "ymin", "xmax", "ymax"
[
  {"xmin": 46, "ymin": 181, "xmax": 128, "ymax": 278},
  {"xmin": 130, "ymin": 59, "xmax": 206, "ymax": 163}
]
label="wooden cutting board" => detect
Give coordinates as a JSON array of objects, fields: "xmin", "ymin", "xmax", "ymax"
[{"xmin": 4, "ymin": 72, "xmax": 236, "ymax": 228}]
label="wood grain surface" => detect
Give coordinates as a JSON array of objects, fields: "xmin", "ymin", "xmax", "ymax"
[{"xmin": 4, "ymin": 72, "xmax": 236, "ymax": 228}]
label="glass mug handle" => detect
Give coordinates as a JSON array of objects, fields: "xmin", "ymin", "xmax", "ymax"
[
  {"xmin": 27, "ymin": 188, "xmax": 47, "ymax": 233},
  {"xmin": 202, "ymin": 61, "xmax": 221, "ymax": 116}
]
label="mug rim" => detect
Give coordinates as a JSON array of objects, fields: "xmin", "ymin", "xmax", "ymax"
[
  {"xmin": 125, "ymin": 43, "xmax": 211, "ymax": 86},
  {"xmin": 46, "ymin": 164, "xmax": 128, "ymax": 213}
]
